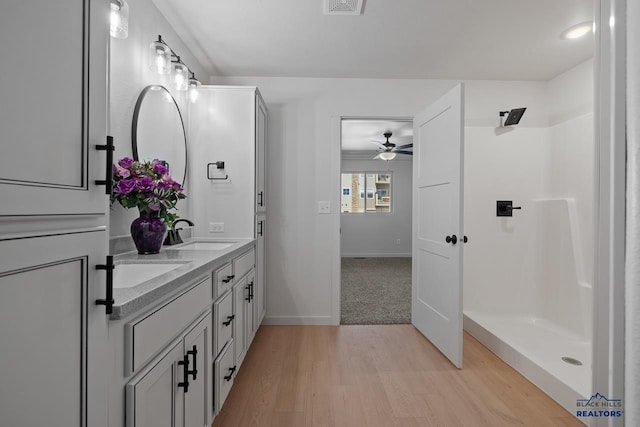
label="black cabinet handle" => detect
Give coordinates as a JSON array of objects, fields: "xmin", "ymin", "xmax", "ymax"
[
  {"xmin": 224, "ymin": 365, "xmax": 237, "ymax": 381},
  {"xmin": 178, "ymin": 355, "xmax": 190, "ymax": 393},
  {"xmin": 95, "ymin": 136, "xmax": 115, "ymax": 195},
  {"xmin": 258, "ymin": 220, "xmax": 264, "ymax": 237},
  {"xmin": 222, "ymin": 315, "xmax": 235, "ymax": 326},
  {"xmin": 222, "ymin": 274, "xmax": 235, "ymax": 283},
  {"xmin": 95, "ymin": 255, "xmax": 115, "ymax": 315},
  {"xmin": 445, "ymin": 235, "xmax": 458, "ymax": 245},
  {"xmin": 258, "ymin": 191, "xmax": 264, "ymax": 207},
  {"xmin": 245, "ymin": 281, "xmax": 254, "ymax": 302},
  {"xmin": 187, "ymin": 345, "xmax": 197, "ymax": 380}
]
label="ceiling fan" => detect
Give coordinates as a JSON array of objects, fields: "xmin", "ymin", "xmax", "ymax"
[{"xmin": 370, "ymin": 131, "xmax": 413, "ymax": 160}]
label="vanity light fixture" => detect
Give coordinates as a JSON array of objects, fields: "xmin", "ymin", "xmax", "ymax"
[
  {"xmin": 110, "ymin": 0, "xmax": 129, "ymax": 39},
  {"xmin": 378, "ymin": 152, "xmax": 396, "ymax": 161},
  {"xmin": 172, "ymin": 61, "xmax": 189, "ymax": 91},
  {"xmin": 149, "ymin": 35, "xmax": 202, "ymax": 97},
  {"xmin": 149, "ymin": 36, "xmax": 172, "ymax": 74},
  {"xmin": 189, "ymin": 73, "xmax": 202, "ymax": 103},
  {"xmin": 560, "ymin": 21, "xmax": 593, "ymax": 40}
]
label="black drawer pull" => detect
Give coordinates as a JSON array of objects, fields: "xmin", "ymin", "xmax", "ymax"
[
  {"xmin": 222, "ymin": 274, "xmax": 235, "ymax": 283},
  {"xmin": 222, "ymin": 315, "xmax": 235, "ymax": 326},
  {"xmin": 224, "ymin": 365, "xmax": 237, "ymax": 381}
]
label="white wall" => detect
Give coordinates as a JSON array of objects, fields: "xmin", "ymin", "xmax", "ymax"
[
  {"xmin": 340, "ymin": 157, "xmax": 412, "ymax": 257},
  {"xmin": 109, "ymin": 0, "xmax": 206, "ymax": 240},
  {"xmin": 209, "ymin": 75, "xmax": 548, "ymax": 324}
]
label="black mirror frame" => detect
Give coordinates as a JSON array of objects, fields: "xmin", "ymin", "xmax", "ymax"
[{"xmin": 131, "ymin": 85, "xmax": 188, "ymax": 186}]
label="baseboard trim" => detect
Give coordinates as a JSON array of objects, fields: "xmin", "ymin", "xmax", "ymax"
[
  {"xmin": 341, "ymin": 253, "xmax": 411, "ymax": 258},
  {"xmin": 262, "ymin": 315, "xmax": 334, "ymax": 325}
]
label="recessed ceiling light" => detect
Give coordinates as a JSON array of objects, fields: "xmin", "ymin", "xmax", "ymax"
[{"xmin": 560, "ymin": 21, "xmax": 594, "ymax": 40}]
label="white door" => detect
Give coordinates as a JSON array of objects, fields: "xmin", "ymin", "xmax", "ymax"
[{"xmin": 412, "ymin": 84, "xmax": 464, "ymax": 368}]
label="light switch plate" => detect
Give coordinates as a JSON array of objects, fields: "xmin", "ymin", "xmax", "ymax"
[{"xmin": 318, "ymin": 201, "xmax": 331, "ymax": 214}]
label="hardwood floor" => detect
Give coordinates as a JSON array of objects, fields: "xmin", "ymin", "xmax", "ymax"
[{"xmin": 213, "ymin": 325, "xmax": 584, "ymax": 427}]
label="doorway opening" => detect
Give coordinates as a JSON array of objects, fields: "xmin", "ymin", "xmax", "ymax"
[{"xmin": 339, "ymin": 118, "xmax": 413, "ymax": 325}]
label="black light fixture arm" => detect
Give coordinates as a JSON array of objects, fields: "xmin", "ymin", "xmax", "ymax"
[{"xmin": 155, "ymin": 35, "xmax": 200, "ymax": 84}]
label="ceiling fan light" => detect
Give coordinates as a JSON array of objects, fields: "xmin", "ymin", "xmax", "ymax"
[{"xmin": 379, "ymin": 152, "xmax": 396, "ymax": 161}]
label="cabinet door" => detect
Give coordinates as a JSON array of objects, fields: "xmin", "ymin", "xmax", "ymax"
[
  {"xmin": 255, "ymin": 214, "xmax": 266, "ymax": 330},
  {"xmin": 255, "ymin": 92, "xmax": 267, "ymax": 213},
  {"xmin": 126, "ymin": 339, "xmax": 184, "ymax": 427},
  {"xmin": 246, "ymin": 271, "xmax": 256, "ymax": 345},
  {"xmin": 183, "ymin": 313, "xmax": 211, "ymax": 427},
  {"xmin": 233, "ymin": 278, "xmax": 247, "ymax": 366},
  {"xmin": 0, "ymin": 0, "xmax": 109, "ymax": 216},
  {"xmin": 0, "ymin": 230, "xmax": 108, "ymax": 427}
]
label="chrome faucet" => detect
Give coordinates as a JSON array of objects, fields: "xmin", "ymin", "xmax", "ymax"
[{"xmin": 164, "ymin": 218, "xmax": 195, "ymax": 246}]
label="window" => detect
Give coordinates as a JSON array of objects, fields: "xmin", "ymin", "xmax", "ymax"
[{"xmin": 340, "ymin": 172, "xmax": 392, "ymax": 213}]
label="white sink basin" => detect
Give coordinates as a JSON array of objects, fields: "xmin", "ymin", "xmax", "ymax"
[
  {"xmin": 175, "ymin": 242, "xmax": 235, "ymax": 251},
  {"xmin": 113, "ymin": 262, "xmax": 188, "ymax": 289}
]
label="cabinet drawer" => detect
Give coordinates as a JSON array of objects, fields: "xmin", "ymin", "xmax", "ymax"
[
  {"xmin": 233, "ymin": 248, "xmax": 255, "ymax": 281},
  {"xmin": 214, "ymin": 340, "xmax": 236, "ymax": 414},
  {"xmin": 213, "ymin": 290, "xmax": 234, "ymax": 356},
  {"xmin": 126, "ymin": 276, "xmax": 212, "ymax": 374},
  {"xmin": 214, "ymin": 263, "xmax": 234, "ymax": 298}
]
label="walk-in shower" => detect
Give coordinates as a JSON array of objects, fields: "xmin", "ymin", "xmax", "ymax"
[{"xmin": 462, "ymin": 59, "xmax": 594, "ymax": 417}]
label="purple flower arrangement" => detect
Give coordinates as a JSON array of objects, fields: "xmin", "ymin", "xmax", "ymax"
[{"xmin": 111, "ymin": 157, "xmax": 186, "ymax": 227}]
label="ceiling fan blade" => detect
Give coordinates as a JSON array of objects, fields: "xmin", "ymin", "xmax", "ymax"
[
  {"xmin": 396, "ymin": 143, "xmax": 413, "ymax": 149},
  {"xmin": 368, "ymin": 141, "xmax": 386, "ymax": 149},
  {"xmin": 395, "ymin": 150, "xmax": 413, "ymax": 155},
  {"xmin": 373, "ymin": 153, "xmax": 382, "ymax": 159}
]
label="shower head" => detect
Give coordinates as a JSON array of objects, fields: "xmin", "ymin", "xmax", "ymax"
[{"xmin": 500, "ymin": 108, "xmax": 527, "ymax": 126}]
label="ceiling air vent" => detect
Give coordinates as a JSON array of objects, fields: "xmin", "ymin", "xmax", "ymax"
[{"xmin": 324, "ymin": 0, "xmax": 363, "ymax": 15}]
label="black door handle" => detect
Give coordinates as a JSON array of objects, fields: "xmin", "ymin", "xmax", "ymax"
[
  {"xmin": 186, "ymin": 345, "xmax": 198, "ymax": 380},
  {"xmin": 463, "ymin": 236, "xmax": 468, "ymax": 243},
  {"xmin": 445, "ymin": 235, "xmax": 458, "ymax": 245},
  {"xmin": 95, "ymin": 136, "xmax": 115, "ymax": 194},
  {"xmin": 178, "ymin": 355, "xmax": 190, "ymax": 393},
  {"xmin": 96, "ymin": 255, "xmax": 115, "ymax": 315}
]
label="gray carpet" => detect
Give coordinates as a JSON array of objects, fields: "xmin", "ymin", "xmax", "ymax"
[{"xmin": 341, "ymin": 257, "xmax": 412, "ymax": 325}]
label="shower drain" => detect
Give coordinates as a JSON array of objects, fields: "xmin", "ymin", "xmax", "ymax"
[{"xmin": 561, "ymin": 356, "xmax": 583, "ymax": 366}]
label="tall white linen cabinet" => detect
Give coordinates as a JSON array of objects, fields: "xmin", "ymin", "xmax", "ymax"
[
  {"xmin": 189, "ymin": 85, "xmax": 268, "ymax": 367},
  {"xmin": 0, "ymin": 1, "xmax": 110, "ymax": 426}
]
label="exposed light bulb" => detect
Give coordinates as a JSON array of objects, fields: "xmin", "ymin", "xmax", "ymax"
[
  {"xmin": 172, "ymin": 62, "xmax": 189, "ymax": 91},
  {"xmin": 110, "ymin": 0, "xmax": 128, "ymax": 39},
  {"xmin": 149, "ymin": 40, "xmax": 171, "ymax": 74},
  {"xmin": 188, "ymin": 77, "xmax": 201, "ymax": 103}
]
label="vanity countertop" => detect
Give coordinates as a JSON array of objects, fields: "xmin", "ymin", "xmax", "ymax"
[{"xmin": 110, "ymin": 238, "xmax": 255, "ymax": 319}]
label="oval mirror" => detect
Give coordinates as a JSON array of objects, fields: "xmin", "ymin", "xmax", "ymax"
[{"xmin": 132, "ymin": 85, "xmax": 187, "ymax": 186}]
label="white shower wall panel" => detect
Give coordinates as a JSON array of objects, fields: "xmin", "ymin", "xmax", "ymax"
[{"xmin": 463, "ymin": 126, "xmax": 551, "ymax": 316}]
